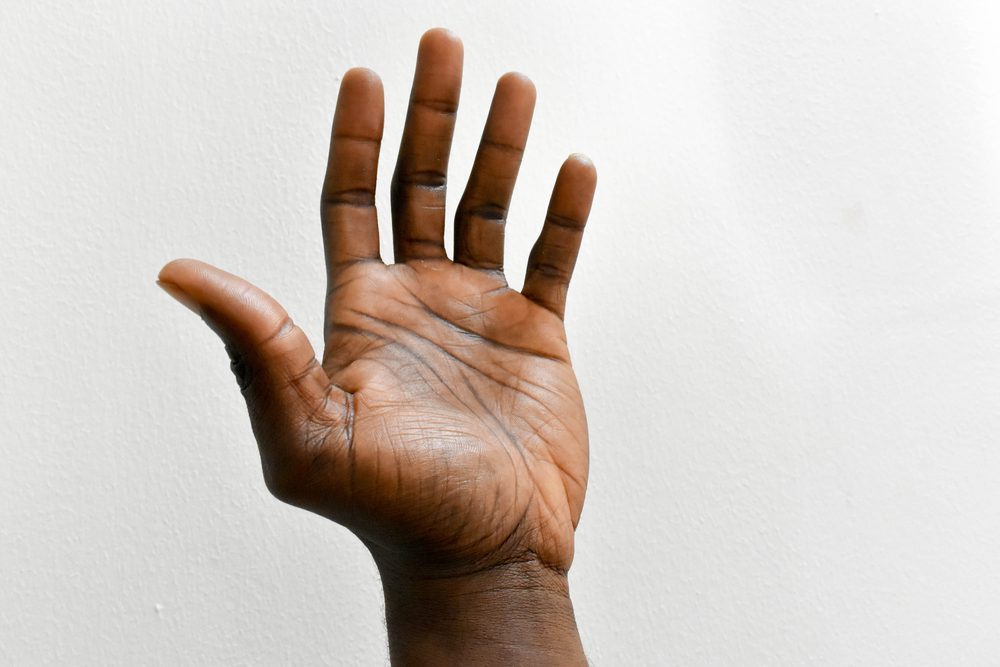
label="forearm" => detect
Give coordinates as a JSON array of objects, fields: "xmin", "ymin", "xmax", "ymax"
[{"xmin": 377, "ymin": 560, "xmax": 588, "ymax": 666}]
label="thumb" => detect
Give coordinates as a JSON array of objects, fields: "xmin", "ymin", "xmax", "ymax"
[{"xmin": 157, "ymin": 258, "xmax": 349, "ymax": 502}]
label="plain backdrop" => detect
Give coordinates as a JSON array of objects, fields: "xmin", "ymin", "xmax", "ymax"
[{"xmin": 3, "ymin": 1, "xmax": 1000, "ymax": 664}]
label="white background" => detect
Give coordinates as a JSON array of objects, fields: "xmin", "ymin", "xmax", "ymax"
[{"xmin": 3, "ymin": 1, "xmax": 1000, "ymax": 664}]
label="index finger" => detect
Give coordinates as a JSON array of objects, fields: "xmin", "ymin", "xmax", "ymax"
[{"xmin": 321, "ymin": 67, "xmax": 385, "ymax": 275}]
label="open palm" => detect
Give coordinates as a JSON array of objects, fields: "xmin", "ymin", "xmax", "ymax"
[{"xmin": 158, "ymin": 29, "xmax": 597, "ymax": 580}]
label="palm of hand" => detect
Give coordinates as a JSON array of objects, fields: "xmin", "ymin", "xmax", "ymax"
[
  {"xmin": 158, "ymin": 29, "xmax": 596, "ymax": 578},
  {"xmin": 320, "ymin": 261, "xmax": 586, "ymax": 574}
]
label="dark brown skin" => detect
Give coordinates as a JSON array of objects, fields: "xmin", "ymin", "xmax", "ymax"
[{"xmin": 158, "ymin": 28, "xmax": 596, "ymax": 666}]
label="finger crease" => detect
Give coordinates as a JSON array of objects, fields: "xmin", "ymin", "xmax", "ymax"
[
  {"xmin": 322, "ymin": 188, "xmax": 376, "ymax": 208},
  {"xmin": 480, "ymin": 138, "xmax": 525, "ymax": 156},
  {"xmin": 545, "ymin": 212, "xmax": 586, "ymax": 231},
  {"xmin": 463, "ymin": 203, "xmax": 508, "ymax": 223},
  {"xmin": 529, "ymin": 262, "xmax": 571, "ymax": 280},
  {"xmin": 411, "ymin": 97, "xmax": 459, "ymax": 115},
  {"xmin": 394, "ymin": 170, "xmax": 447, "ymax": 190},
  {"xmin": 332, "ymin": 132, "xmax": 382, "ymax": 146}
]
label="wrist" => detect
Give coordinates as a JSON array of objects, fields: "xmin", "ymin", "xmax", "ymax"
[{"xmin": 376, "ymin": 558, "xmax": 587, "ymax": 666}]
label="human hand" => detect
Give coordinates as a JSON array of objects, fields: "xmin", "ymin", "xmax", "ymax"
[{"xmin": 158, "ymin": 28, "xmax": 595, "ymax": 665}]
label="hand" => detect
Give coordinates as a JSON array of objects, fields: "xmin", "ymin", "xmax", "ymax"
[{"xmin": 158, "ymin": 28, "xmax": 596, "ymax": 665}]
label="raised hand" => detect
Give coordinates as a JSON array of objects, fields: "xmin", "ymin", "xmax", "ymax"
[{"xmin": 158, "ymin": 28, "xmax": 595, "ymax": 665}]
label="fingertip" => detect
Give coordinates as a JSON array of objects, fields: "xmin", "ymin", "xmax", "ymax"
[
  {"xmin": 567, "ymin": 152, "xmax": 595, "ymax": 168},
  {"xmin": 421, "ymin": 27, "xmax": 463, "ymax": 51},
  {"xmin": 338, "ymin": 68, "xmax": 385, "ymax": 110},
  {"xmin": 158, "ymin": 257, "xmax": 204, "ymax": 285},
  {"xmin": 157, "ymin": 258, "xmax": 240, "ymax": 306},
  {"xmin": 496, "ymin": 71, "xmax": 537, "ymax": 107},
  {"xmin": 156, "ymin": 277, "xmax": 201, "ymax": 316},
  {"xmin": 156, "ymin": 260, "xmax": 289, "ymax": 346},
  {"xmin": 498, "ymin": 71, "xmax": 536, "ymax": 93},
  {"xmin": 158, "ymin": 259, "xmax": 217, "ymax": 316},
  {"xmin": 333, "ymin": 68, "xmax": 385, "ymax": 138},
  {"xmin": 158, "ymin": 258, "xmax": 182, "ymax": 282},
  {"xmin": 418, "ymin": 28, "xmax": 464, "ymax": 69},
  {"xmin": 562, "ymin": 153, "xmax": 598, "ymax": 185},
  {"xmin": 341, "ymin": 67, "xmax": 383, "ymax": 91}
]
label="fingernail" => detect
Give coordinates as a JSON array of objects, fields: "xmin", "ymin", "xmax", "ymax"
[{"xmin": 157, "ymin": 280, "xmax": 201, "ymax": 317}]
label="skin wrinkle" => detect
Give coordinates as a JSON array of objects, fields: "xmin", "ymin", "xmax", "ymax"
[
  {"xmin": 347, "ymin": 284, "xmax": 565, "ymax": 401},
  {"xmin": 397, "ymin": 237, "xmax": 447, "ymax": 254},
  {"xmin": 326, "ymin": 257, "xmax": 384, "ymax": 275},
  {"xmin": 321, "ymin": 187, "xmax": 377, "ymax": 208},
  {"xmin": 354, "ymin": 332, "xmax": 500, "ymax": 470},
  {"xmin": 461, "ymin": 202, "xmax": 508, "ymax": 222},
  {"xmin": 332, "ymin": 310, "xmax": 579, "ymax": 486},
  {"xmin": 344, "ymin": 390, "xmax": 357, "ymax": 502},
  {"xmin": 284, "ymin": 355, "xmax": 322, "ymax": 387},
  {"xmin": 477, "ymin": 137, "xmax": 525, "ymax": 157},
  {"xmin": 438, "ymin": 452, "xmax": 512, "ymax": 565},
  {"xmin": 336, "ymin": 300, "xmax": 561, "ymax": 571},
  {"xmin": 452, "ymin": 369, "xmax": 571, "ymax": 574},
  {"xmin": 399, "ymin": 283, "xmax": 568, "ymax": 363},
  {"xmin": 542, "ymin": 212, "xmax": 587, "ymax": 231},
  {"xmin": 324, "ymin": 269, "xmax": 385, "ymax": 311},
  {"xmin": 322, "ymin": 323, "xmax": 394, "ymax": 370},
  {"xmin": 409, "ymin": 97, "xmax": 460, "ymax": 115},
  {"xmin": 518, "ymin": 414, "xmax": 585, "ymax": 496},
  {"xmin": 348, "ymin": 306, "xmax": 561, "ymax": 419},
  {"xmin": 479, "ymin": 284, "xmax": 512, "ymax": 299},
  {"xmin": 374, "ymin": 337, "xmax": 471, "ymax": 411},
  {"xmin": 457, "ymin": 370, "xmax": 528, "ymax": 486},
  {"xmin": 344, "ymin": 320, "xmax": 515, "ymax": 550},
  {"xmin": 330, "ymin": 132, "xmax": 382, "ymax": 146},
  {"xmin": 393, "ymin": 170, "xmax": 449, "ymax": 190},
  {"xmin": 502, "ymin": 378, "xmax": 586, "ymax": 507},
  {"xmin": 528, "ymin": 260, "xmax": 572, "ymax": 280},
  {"xmin": 224, "ymin": 342, "xmax": 252, "ymax": 392},
  {"xmin": 469, "ymin": 494, "xmax": 537, "ymax": 573}
]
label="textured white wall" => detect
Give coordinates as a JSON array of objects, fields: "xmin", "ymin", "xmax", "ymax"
[{"xmin": 3, "ymin": 1, "xmax": 1000, "ymax": 664}]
